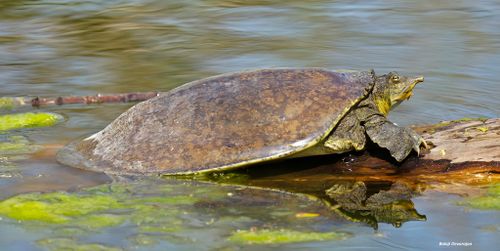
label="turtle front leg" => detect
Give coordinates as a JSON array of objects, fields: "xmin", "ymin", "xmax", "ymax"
[
  {"xmin": 363, "ymin": 115, "xmax": 427, "ymax": 162},
  {"xmin": 324, "ymin": 112, "xmax": 366, "ymax": 153}
]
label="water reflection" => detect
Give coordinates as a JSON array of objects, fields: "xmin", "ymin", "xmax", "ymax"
[
  {"xmin": 324, "ymin": 181, "xmax": 426, "ymax": 229},
  {"xmin": 0, "ymin": 178, "xmax": 359, "ymax": 250}
]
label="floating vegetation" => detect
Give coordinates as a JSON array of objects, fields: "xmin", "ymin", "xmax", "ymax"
[
  {"xmin": 0, "ymin": 135, "xmax": 38, "ymax": 178},
  {"xmin": 0, "ymin": 181, "xmax": 199, "ymax": 243},
  {"xmin": 37, "ymin": 237, "xmax": 122, "ymax": 251},
  {"xmin": 0, "ymin": 192, "xmax": 122, "ymax": 224},
  {"xmin": 0, "ymin": 112, "xmax": 62, "ymax": 131},
  {"xmin": 458, "ymin": 183, "xmax": 500, "ymax": 210},
  {"xmin": 0, "ymin": 98, "xmax": 14, "ymax": 110},
  {"xmin": 295, "ymin": 212, "xmax": 320, "ymax": 218},
  {"xmin": 128, "ymin": 234, "xmax": 159, "ymax": 246},
  {"xmin": 228, "ymin": 229, "xmax": 351, "ymax": 244},
  {"xmin": 0, "ymin": 179, "xmax": 352, "ymax": 249},
  {"xmin": 0, "ymin": 135, "xmax": 38, "ymax": 155}
]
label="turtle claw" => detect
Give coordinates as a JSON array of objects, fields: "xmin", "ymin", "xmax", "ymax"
[
  {"xmin": 414, "ymin": 145, "xmax": 420, "ymax": 157},
  {"xmin": 365, "ymin": 120, "xmax": 428, "ymax": 162},
  {"xmin": 411, "ymin": 132, "xmax": 428, "ymax": 157}
]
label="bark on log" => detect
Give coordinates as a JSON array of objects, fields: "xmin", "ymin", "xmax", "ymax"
[
  {"xmin": 234, "ymin": 118, "xmax": 499, "ymax": 192},
  {"xmin": 1, "ymin": 92, "xmax": 160, "ymax": 108},
  {"xmin": 219, "ymin": 119, "xmax": 499, "ymax": 228}
]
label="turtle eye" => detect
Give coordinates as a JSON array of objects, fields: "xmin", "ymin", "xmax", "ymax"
[{"xmin": 391, "ymin": 75, "xmax": 400, "ymax": 82}]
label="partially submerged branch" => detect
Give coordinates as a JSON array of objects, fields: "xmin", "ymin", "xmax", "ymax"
[{"xmin": 0, "ymin": 92, "xmax": 160, "ymax": 109}]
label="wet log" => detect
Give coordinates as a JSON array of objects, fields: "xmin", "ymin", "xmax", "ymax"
[
  {"xmin": 208, "ymin": 118, "xmax": 499, "ymax": 228},
  {"xmin": 230, "ymin": 118, "xmax": 500, "ymax": 193},
  {"xmin": 0, "ymin": 92, "xmax": 160, "ymax": 108}
]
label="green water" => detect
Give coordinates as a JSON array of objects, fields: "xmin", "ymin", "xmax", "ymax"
[{"xmin": 0, "ymin": 1, "xmax": 499, "ymax": 250}]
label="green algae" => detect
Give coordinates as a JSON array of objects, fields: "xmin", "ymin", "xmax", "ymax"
[
  {"xmin": 463, "ymin": 197, "xmax": 500, "ymax": 210},
  {"xmin": 0, "ymin": 182, "xmax": 194, "ymax": 234},
  {"xmin": 131, "ymin": 205, "xmax": 183, "ymax": 234},
  {"xmin": 175, "ymin": 171, "xmax": 250, "ymax": 184},
  {"xmin": 488, "ymin": 183, "xmax": 500, "ymax": 195},
  {"xmin": 204, "ymin": 172, "xmax": 251, "ymax": 183},
  {"xmin": 472, "ymin": 126, "xmax": 488, "ymax": 132},
  {"xmin": 458, "ymin": 183, "xmax": 500, "ymax": 210},
  {"xmin": 228, "ymin": 229, "xmax": 351, "ymax": 244},
  {"xmin": 132, "ymin": 195, "xmax": 198, "ymax": 205},
  {"xmin": 72, "ymin": 214, "xmax": 125, "ymax": 229},
  {"xmin": 129, "ymin": 233, "xmax": 193, "ymax": 247},
  {"xmin": 0, "ymin": 135, "xmax": 38, "ymax": 155},
  {"xmin": 0, "ymin": 180, "xmax": 355, "ymax": 249},
  {"xmin": 433, "ymin": 117, "xmax": 489, "ymax": 129},
  {"xmin": 1, "ymin": 200, "xmax": 65, "ymax": 223},
  {"xmin": 479, "ymin": 224, "xmax": 499, "ymax": 232},
  {"xmin": 450, "ymin": 117, "xmax": 487, "ymax": 125},
  {"xmin": 129, "ymin": 234, "xmax": 159, "ymax": 246},
  {"xmin": 37, "ymin": 238, "xmax": 123, "ymax": 251},
  {"xmin": 139, "ymin": 225, "xmax": 182, "ymax": 233},
  {"xmin": 0, "ymin": 135, "xmax": 37, "ymax": 177},
  {"xmin": 0, "ymin": 135, "xmax": 30, "ymax": 153},
  {"xmin": 0, "ymin": 192, "xmax": 122, "ymax": 223},
  {"xmin": 53, "ymin": 227, "xmax": 89, "ymax": 236},
  {"xmin": 0, "ymin": 112, "xmax": 62, "ymax": 131},
  {"xmin": 84, "ymin": 182, "xmax": 133, "ymax": 199},
  {"xmin": 0, "ymin": 98, "xmax": 14, "ymax": 110}
]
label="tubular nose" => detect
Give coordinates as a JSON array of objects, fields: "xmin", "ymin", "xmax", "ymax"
[{"xmin": 415, "ymin": 76, "xmax": 424, "ymax": 83}]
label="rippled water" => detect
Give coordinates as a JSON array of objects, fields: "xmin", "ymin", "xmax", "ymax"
[{"xmin": 0, "ymin": 1, "xmax": 499, "ymax": 250}]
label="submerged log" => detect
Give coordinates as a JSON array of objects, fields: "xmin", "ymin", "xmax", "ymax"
[{"xmin": 0, "ymin": 92, "xmax": 159, "ymax": 108}]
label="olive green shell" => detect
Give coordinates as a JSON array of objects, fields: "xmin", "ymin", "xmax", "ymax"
[{"xmin": 57, "ymin": 68, "xmax": 375, "ymax": 175}]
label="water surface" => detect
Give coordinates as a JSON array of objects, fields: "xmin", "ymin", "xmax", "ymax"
[{"xmin": 0, "ymin": 1, "xmax": 499, "ymax": 250}]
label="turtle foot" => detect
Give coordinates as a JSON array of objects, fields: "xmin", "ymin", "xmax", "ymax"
[
  {"xmin": 365, "ymin": 120, "xmax": 426, "ymax": 162},
  {"xmin": 391, "ymin": 127, "xmax": 427, "ymax": 161},
  {"xmin": 410, "ymin": 129, "xmax": 428, "ymax": 157}
]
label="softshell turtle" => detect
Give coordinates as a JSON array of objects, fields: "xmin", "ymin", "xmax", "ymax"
[{"xmin": 57, "ymin": 68, "xmax": 426, "ymax": 175}]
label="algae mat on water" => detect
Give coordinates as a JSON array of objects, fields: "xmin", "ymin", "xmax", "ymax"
[
  {"xmin": 0, "ymin": 135, "xmax": 40, "ymax": 178},
  {"xmin": 0, "ymin": 179, "xmax": 352, "ymax": 250},
  {"xmin": 0, "ymin": 112, "xmax": 62, "ymax": 132},
  {"xmin": 228, "ymin": 229, "xmax": 351, "ymax": 244},
  {"xmin": 0, "ymin": 135, "xmax": 38, "ymax": 155},
  {"xmin": 0, "ymin": 192, "xmax": 123, "ymax": 224},
  {"xmin": 457, "ymin": 183, "xmax": 500, "ymax": 210}
]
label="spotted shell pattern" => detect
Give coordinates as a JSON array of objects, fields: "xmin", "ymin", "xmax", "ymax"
[{"xmin": 57, "ymin": 68, "xmax": 375, "ymax": 175}]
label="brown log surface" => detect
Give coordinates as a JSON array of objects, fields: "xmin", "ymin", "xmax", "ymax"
[
  {"xmin": 231, "ymin": 118, "xmax": 499, "ymax": 193},
  {"xmin": 417, "ymin": 118, "xmax": 499, "ymax": 163},
  {"xmin": 2, "ymin": 92, "xmax": 160, "ymax": 107}
]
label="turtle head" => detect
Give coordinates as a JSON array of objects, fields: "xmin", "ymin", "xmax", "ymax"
[{"xmin": 372, "ymin": 72, "xmax": 424, "ymax": 116}]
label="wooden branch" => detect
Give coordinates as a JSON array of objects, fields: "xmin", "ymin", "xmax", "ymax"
[
  {"xmin": 236, "ymin": 118, "xmax": 499, "ymax": 190},
  {"xmin": 1, "ymin": 92, "xmax": 160, "ymax": 108}
]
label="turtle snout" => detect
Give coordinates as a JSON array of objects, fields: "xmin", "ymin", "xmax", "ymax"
[{"xmin": 414, "ymin": 76, "xmax": 424, "ymax": 84}]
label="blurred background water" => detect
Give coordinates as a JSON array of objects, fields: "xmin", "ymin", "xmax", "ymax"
[
  {"xmin": 0, "ymin": 1, "xmax": 499, "ymax": 250},
  {"xmin": 1, "ymin": 0, "xmax": 499, "ymax": 125}
]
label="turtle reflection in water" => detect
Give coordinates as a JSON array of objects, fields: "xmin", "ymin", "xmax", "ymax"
[
  {"xmin": 57, "ymin": 68, "xmax": 426, "ymax": 175},
  {"xmin": 325, "ymin": 181, "xmax": 426, "ymax": 229}
]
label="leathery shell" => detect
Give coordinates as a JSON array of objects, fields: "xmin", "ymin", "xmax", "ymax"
[{"xmin": 57, "ymin": 68, "xmax": 375, "ymax": 175}]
